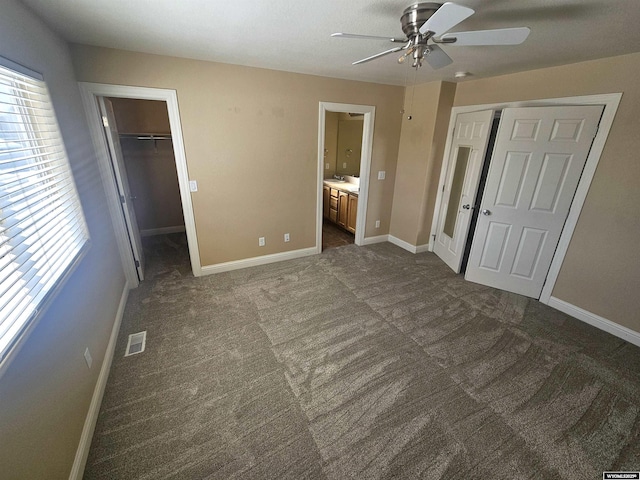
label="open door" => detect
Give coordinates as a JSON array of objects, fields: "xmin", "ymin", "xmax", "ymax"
[
  {"xmin": 465, "ymin": 105, "xmax": 603, "ymax": 298},
  {"xmin": 433, "ymin": 110, "xmax": 494, "ymax": 272},
  {"xmin": 98, "ymin": 97, "xmax": 145, "ymax": 281}
]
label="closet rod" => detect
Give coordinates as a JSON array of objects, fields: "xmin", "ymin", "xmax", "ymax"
[{"xmin": 119, "ymin": 133, "xmax": 172, "ymax": 141}]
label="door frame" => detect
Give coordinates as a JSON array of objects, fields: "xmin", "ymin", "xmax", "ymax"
[
  {"xmin": 78, "ymin": 82, "xmax": 202, "ymax": 286},
  {"xmin": 429, "ymin": 93, "xmax": 622, "ymax": 304},
  {"xmin": 317, "ymin": 102, "xmax": 375, "ymax": 251}
]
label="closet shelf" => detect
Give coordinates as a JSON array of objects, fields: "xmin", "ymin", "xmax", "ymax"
[{"xmin": 119, "ymin": 133, "xmax": 172, "ymax": 141}]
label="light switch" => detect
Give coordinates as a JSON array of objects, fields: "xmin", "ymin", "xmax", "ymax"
[
  {"xmin": 325, "ymin": 163, "xmax": 330, "ymax": 170},
  {"xmin": 343, "ymin": 162, "xmax": 347, "ymax": 168},
  {"xmin": 189, "ymin": 180, "xmax": 198, "ymax": 192},
  {"xmin": 378, "ymin": 171, "xmax": 386, "ymax": 180}
]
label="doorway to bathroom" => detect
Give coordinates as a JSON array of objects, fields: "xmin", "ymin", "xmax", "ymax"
[{"xmin": 317, "ymin": 102, "xmax": 375, "ymax": 252}]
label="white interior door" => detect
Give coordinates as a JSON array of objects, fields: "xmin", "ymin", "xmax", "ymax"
[
  {"xmin": 98, "ymin": 97, "xmax": 145, "ymax": 281},
  {"xmin": 465, "ymin": 105, "xmax": 603, "ymax": 298},
  {"xmin": 434, "ymin": 110, "xmax": 494, "ymax": 272}
]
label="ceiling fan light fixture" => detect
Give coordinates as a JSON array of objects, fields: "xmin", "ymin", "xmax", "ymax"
[
  {"xmin": 333, "ymin": 2, "xmax": 531, "ymax": 70},
  {"xmin": 454, "ymin": 71, "xmax": 470, "ymax": 79}
]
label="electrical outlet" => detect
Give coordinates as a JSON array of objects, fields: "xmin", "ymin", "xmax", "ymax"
[
  {"xmin": 258, "ymin": 237, "xmax": 265, "ymax": 247},
  {"xmin": 84, "ymin": 347, "xmax": 92, "ymax": 369},
  {"xmin": 375, "ymin": 220, "xmax": 380, "ymax": 229},
  {"xmin": 378, "ymin": 171, "xmax": 386, "ymax": 180},
  {"xmin": 284, "ymin": 233, "xmax": 290, "ymax": 242},
  {"xmin": 189, "ymin": 180, "xmax": 198, "ymax": 192},
  {"xmin": 343, "ymin": 162, "xmax": 347, "ymax": 168}
]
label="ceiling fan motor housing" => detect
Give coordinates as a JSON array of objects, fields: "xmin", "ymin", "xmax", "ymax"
[{"xmin": 400, "ymin": 3, "xmax": 441, "ymax": 37}]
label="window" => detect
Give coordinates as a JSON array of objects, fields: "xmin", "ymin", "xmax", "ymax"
[{"xmin": 0, "ymin": 58, "xmax": 89, "ymax": 364}]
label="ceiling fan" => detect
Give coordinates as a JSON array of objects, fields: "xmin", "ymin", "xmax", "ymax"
[{"xmin": 332, "ymin": 2, "xmax": 530, "ymax": 69}]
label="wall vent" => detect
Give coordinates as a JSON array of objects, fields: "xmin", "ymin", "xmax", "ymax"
[{"xmin": 125, "ymin": 331, "xmax": 147, "ymax": 356}]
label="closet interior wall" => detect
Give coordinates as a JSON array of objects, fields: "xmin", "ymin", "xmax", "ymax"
[{"xmin": 108, "ymin": 97, "xmax": 184, "ymax": 235}]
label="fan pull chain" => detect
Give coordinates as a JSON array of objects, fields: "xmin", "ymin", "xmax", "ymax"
[
  {"xmin": 406, "ymin": 66, "xmax": 418, "ymax": 121},
  {"xmin": 400, "ymin": 62, "xmax": 409, "ymax": 117}
]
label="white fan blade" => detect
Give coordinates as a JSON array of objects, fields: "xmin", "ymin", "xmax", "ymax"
[
  {"xmin": 419, "ymin": 2, "xmax": 474, "ymax": 36},
  {"xmin": 331, "ymin": 33, "xmax": 406, "ymax": 43},
  {"xmin": 440, "ymin": 27, "xmax": 530, "ymax": 46},
  {"xmin": 353, "ymin": 46, "xmax": 403, "ymax": 65},
  {"xmin": 425, "ymin": 44, "xmax": 453, "ymax": 69}
]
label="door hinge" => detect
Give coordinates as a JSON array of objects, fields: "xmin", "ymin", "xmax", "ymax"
[
  {"xmin": 134, "ymin": 259, "xmax": 140, "ymax": 268},
  {"xmin": 102, "ymin": 115, "xmax": 109, "ymax": 128},
  {"xmin": 119, "ymin": 195, "xmax": 126, "ymax": 204},
  {"xmin": 442, "ymin": 184, "xmax": 445, "ymax": 192}
]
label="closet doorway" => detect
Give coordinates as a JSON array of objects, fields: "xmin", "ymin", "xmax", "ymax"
[
  {"xmin": 430, "ymin": 93, "xmax": 621, "ymax": 304},
  {"xmin": 79, "ymin": 83, "xmax": 201, "ymax": 287},
  {"xmin": 99, "ymin": 97, "xmax": 185, "ymax": 281}
]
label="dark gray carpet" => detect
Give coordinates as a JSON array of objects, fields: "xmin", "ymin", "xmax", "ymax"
[{"xmin": 84, "ymin": 233, "xmax": 640, "ymax": 479}]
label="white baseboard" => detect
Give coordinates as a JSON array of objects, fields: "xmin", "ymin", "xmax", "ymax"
[
  {"xmin": 200, "ymin": 247, "xmax": 318, "ymax": 275},
  {"xmin": 140, "ymin": 225, "xmax": 186, "ymax": 237},
  {"xmin": 388, "ymin": 235, "xmax": 421, "ymax": 254},
  {"xmin": 360, "ymin": 234, "xmax": 428, "ymax": 253},
  {"xmin": 361, "ymin": 234, "xmax": 389, "ymax": 246},
  {"xmin": 547, "ymin": 296, "xmax": 640, "ymax": 348},
  {"xmin": 415, "ymin": 244, "xmax": 430, "ymax": 254},
  {"xmin": 69, "ymin": 280, "xmax": 130, "ymax": 480}
]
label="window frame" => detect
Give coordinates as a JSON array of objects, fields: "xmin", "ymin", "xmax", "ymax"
[{"xmin": 0, "ymin": 56, "xmax": 90, "ymax": 374}]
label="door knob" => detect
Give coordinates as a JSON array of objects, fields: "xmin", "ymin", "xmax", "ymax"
[
  {"xmin": 482, "ymin": 209, "xmax": 491, "ymax": 216},
  {"xmin": 462, "ymin": 204, "xmax": 471, "ymax": 210}
]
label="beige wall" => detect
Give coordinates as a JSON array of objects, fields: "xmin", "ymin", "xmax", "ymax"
[
  {"xmin": 390, "ymin": 81, "xmax": 456, "ymax": 246},
  {"xmin": 120, "ymin": 138, "xmax": 184, "ymax": 231},
  {"xmin": 109, "ymin": 98, "xmax": 184, "ymax": 232},
  {"xmin": 0, "ymin": 1, "xmax": 125, "ymax": 478},
  {"xmin": 452, "ymin": 52, "xmax": 640, "ymax": 332},
  {"xmin": 417, "ymin": 81, "xmax": 456, "ymax": 246},
  {"xmin": 109, "ymin": 97, "xmax": 171, "ymax": 134},
  {"xmin": 70, "ymin": 45, "xmax": 404, "ymax": 265}
]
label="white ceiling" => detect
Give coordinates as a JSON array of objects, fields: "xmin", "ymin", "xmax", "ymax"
[{"xmin": 19, "ymin": 0, "xmax": 640, "ymax": 86}]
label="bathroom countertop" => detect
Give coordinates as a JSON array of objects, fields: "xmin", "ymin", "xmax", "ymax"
[{"xmin": 323, "ymin": 179, "xmax": 359, "ymax": 195}]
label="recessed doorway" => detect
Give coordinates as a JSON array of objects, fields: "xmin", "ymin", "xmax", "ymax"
[
  {"xmin": 79, "ymin": 83, "xmax": 201, "ymax": 287},
  {"xmin": 317, "ymin": 102, "xmax": 375, "ymax": 253}
]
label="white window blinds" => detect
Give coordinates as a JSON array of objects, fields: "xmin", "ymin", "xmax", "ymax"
[{"xmin": 0, "ymin": 59, "xmax": 89, "ymax": 363}]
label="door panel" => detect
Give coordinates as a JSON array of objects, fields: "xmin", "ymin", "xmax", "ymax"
[
  {"xmin": 495, "ymin": 152, "xmax": 529, "ymax": 207},
  {"xmin": 465, "ymin": 105, "xmax": 603, "ymax": 298},
  {"xmin": 99, "ymin": 97, "xmax": 145, "ymax": 281},
  {"xmin": 434, "ymin": 109, "xmax": 494, "ymax": 272}
]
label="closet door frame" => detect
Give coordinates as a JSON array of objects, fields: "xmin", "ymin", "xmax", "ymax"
[
  {"xmin": 429, "ymin": 93, "xmax": 621, "ymax": 305},
  {"xmin": 79, "ymin": 82, "xmax": 201, "ymax": 286}
]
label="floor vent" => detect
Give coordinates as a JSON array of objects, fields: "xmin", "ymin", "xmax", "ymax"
[{"xmin": 125, "ymin": 331, "xmax": 147, "ymax": 356}]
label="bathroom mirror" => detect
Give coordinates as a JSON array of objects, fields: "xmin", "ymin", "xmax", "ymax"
[{"xmin": 324, "ymin": 112, "xmax": 363, "ymax": 178}]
